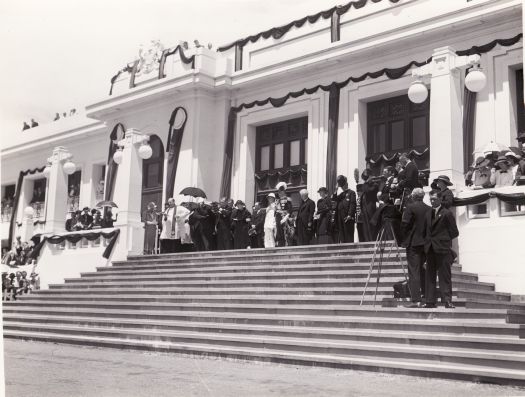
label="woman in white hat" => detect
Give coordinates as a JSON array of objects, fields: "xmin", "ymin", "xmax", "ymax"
[{"xmin": 264, "ymin": 193, "xmax": 277, "ymax": 248}]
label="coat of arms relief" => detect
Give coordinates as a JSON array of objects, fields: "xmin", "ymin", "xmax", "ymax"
[{"xmin": 136, "ymin": 40, "xmax": 165, "ymax": 76}]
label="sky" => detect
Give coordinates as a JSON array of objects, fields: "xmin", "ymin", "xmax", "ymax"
[{"xmin": 0, "ymin": 0, "xmax": 344, "ymax": 134}]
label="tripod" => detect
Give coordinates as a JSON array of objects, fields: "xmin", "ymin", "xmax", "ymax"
[{"xmin": 360, "ymin": 220, "xmax": 409, "ymax": 307}]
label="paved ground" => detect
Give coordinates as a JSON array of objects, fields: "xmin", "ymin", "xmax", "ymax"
[{"xmin": 4, "ymin": 340, "xmax": 525, "ymax": 397}]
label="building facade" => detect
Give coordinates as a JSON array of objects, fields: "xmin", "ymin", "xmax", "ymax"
[{"xmin": 1, "ymin": 0, "xmax": 524, "ymax": 292}]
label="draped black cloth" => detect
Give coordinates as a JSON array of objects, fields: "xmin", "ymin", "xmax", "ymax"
[
  {"xmin": 158, "ymin": 46, "xmax": 196, "ymax": 79},
  {"xmin": 28, "ymin": 229, "xmax": 120, "ymax": 263},
  {"xmin": 327, "ymin": 83, "xmax": 340, "ymax": 194},
  {"xmin": 217, "ymin": 0, "xmax": 401, "ymax": 52},
  {"xmin": 165, "ymin": 107, "xmax": 188, "ymax": 201},
  {"xmin": 104, "ymin": 123, "xmax": 125, "ymax": 203},
  {"xmin": 453, "ymin": 192, "xmax": 525, "ymax": 207},
  {"xmin": 8, "ymin": 166, "xmax": 46, "ymax": 248},
  {"xmin": 463, "ymin": 68, "xmax": 477, "ymax": 173}
]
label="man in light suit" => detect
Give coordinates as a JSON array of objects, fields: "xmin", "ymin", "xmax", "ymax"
[
  {"xmin": 401, "ymin": 188, "xmax": 431, "ymax": 307},
  {"xmin": 296, "ymin": 189, "xmax": 316, "ymax": 245},
  {"xmin": 424, "ymin": 189, "xmax": 459, "ymax": 308}
]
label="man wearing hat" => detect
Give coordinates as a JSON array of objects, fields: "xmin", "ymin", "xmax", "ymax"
[
  {"xmin": 79, "ymin": 207, "xmax": 93, "ymax": 229},
  {"xmin": 424, "ymin": 189, "xmax": 459, "ymax": 309},
  {"xmin": 231, "ymin": 200, "xmax": 252, "ymax": 249},
  {"xmin": 264, "ymin": 193, "xmax": 277, "ymax": 248},
  {"xmin": 490, "ymin": 155, "xmax": 514, "ymax": 187},
  {"xmin": 315, "ymin": 187, "xmax": 333, "ymax": 244},
  {"xmin": 275, "ymin": 182, "xmax": 292, "ymax": 247},
  {"xmin": 465, "ymin": 157, "xmax": 491, "ymax": 188},
  {"xmin": 296, "ymin": 189, "xmax": 315, "ymax": 246},
  {"xmin": 430, "ymin": 176, "xmax": 454, "ymax": 209},
  {"xmin": 215, "ymin": 198, "xmax": 233, "ymax": 251}
]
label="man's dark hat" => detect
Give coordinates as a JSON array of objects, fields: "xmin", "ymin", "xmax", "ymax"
[
  {"xmin": 82, "ymin": 207, "xmax": 90, "ymax": 211},
  {"xmin": 235, "ymin": 200, "xmax": 245, "ymax": 206},
  {"xmin": 432, "ymin": 175, "xmax": 453, "ymax": 186},
  {"xmin": 516, "ymin": 132, "xmax": 525, "ymax": 142},
  {"xmin": 317, "ymin": 187, "xmax": 328, "ymax": 193}
]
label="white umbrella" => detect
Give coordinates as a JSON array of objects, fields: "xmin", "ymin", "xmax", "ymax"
[{"xmin": 473, "ymin": 141, "xmax": 510, "ymax": 155}]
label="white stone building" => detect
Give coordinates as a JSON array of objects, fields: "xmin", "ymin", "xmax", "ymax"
[{"xmin": 1, "ymin": 0, "xmax": 524, "ymax": 292}]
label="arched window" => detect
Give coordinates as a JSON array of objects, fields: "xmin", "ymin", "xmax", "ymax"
[{"xmin": 141, "ymin": 135, "xmax": 164, "ymax": 214}]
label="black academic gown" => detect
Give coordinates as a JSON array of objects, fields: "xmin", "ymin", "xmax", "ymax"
[
  {"xmin": 332, "ymin": 188, "xmax": 356, "ymax": 243},
  {"xmin": 315, "ymin": 197, "xmax": 333, "ymax": 244},
  {"xmin": 216, "ymin": 205, "xmax": 233, "ymax": 250},
  {"xmin": 296, "ymin": 198, "xmax": 315, "ymax": 245},
  {"xmin": 231, "ymin": 208, "xmax": 252, "ymax": 249}
]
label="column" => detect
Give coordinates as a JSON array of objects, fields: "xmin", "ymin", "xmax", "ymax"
[
  {"xmin": 428, "ymin": 46, "xmax": 464, "ymax": 186},
  {"xmin": 112, "ymin": 128, "xmax": 146, "ymax": 260},
  {"xmin": 44, "ymin": 146, "xmax": 71, "ymax": 233},
  {"xmin": 19, "ymin": 209, "xmax": 35, "ymax": 243}
]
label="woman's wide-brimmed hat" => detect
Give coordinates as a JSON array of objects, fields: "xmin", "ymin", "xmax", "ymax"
[
  {"xmin": 432, "ymin": 175, "xmax": 453, "ymax": 187},
  {"xmin": 275, "ymin": 182, "xmax": 287, "ymax": 191},
  {"xmin": 473, "ymin": 156, "xmax": 490, "ymax": 168},
  {"xmin": 267, "ymin": 193, "xmax": 276, "ymax": 199},
  {"xmin": 495, "ymin": 155, "xmax": 510, "ymax": 165}
]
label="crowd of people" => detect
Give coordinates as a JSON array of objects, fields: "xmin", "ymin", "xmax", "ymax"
[
  {"xmin": 1, "ymin": 235, "xmax": 41, "ymax": 301},
  {"xmin": 1, "ymin": 236, "xmax": 35, "ymax": 267},
  {"xmin": 2, "ymin": 270, "xmax": 40, "ymax": 301},
  {"xmin": 465, "ymin": 147, "xmax": 525, "ymax": 188},
  {"xmin": 65, "ymin": 206, "xmax": 115, "ymax": 232},
  {"xmin": 142, "ymin": 153, "xmax": 438, "ymax": 254}
]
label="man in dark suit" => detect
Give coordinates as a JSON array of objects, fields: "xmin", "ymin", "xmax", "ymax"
[
  {"xmin": 251, "ymin": 202, "xmax": 266, "ymax": 249},
  {"xmin": 401, "ymin": 188, "xmax": 431, "ymax": 307},
  {"xmin": 424, "ymin": 189, "xmax": 459, "ymax": 308},
  {"xmin": 296, "ymin": 189, "xmax": 315, "ymax": 245},
  {"xmin": 398, "ymin": 153, "xmax": 421, "ymax": 191}
]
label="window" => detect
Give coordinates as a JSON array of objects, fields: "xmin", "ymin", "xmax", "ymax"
[
  {"xmin": 467, "ymin": 202, "xmax": 490, "ymax": 219},
  {"xmin": 500, "ymin": 200, "xmax": 525, "ymax": 217},
  {"xmin": 141, "ymin": 135, "xmax": 164, "ymax": 216},
  {"xmin": 1, "ymin": 184, "xmax": 15, "ymax": 222},
  {"xmin": 255, "ymin": 117, "xmax": 308, "ymax": 208},
  {"xmin": 67, "ymin": 170, "xmax": 81, "ymax": 212},
  {"xmin": 31, "ymin": 179, "xmax": 46, "ymax": 204},
  {"xmin": 367, "ymin": 94, "xmax": 430, "ymax": 177}
]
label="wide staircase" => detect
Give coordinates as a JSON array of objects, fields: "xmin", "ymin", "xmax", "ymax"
[{"xmin": 3, "ymin": 242, "xmax": 525, "ymax": 385}]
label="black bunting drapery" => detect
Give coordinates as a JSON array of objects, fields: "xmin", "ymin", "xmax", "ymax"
[
  {"xmin": 109, "ymin": 45, "xmax": 195, "ymax": 96},
  {"xmin": 158, "ymin": 46, "xmax": 196, "ymax": 79},
  {"xmin": 31, "ymin": 229, "xmax": 121, "ymax": 262},
  {"xmin": 327, "ymin": 83, "xmax": 340, "ymax": 192},
  {"xmin": 8, "ymin": 166, "xmax": 46, "ymax": 248},
  {"xmin": 367, "ymin": 148, "xmax": 429, "ymax": 165},
  {"xmin": 217, "ymin": 0, "xmax": 401, "ymax": 52},
  {"xmin": 453, "ymin": 192, "xmax": 525, "ymax": 207},
  {"xmin": 219, "ymin": 33, "xmax": 523, "ymax": 199},
  {"xmin": 104, "ymin": 123, "xmax": 126, "ymax": 204},
  {"xmin": 463, "ymin": 70, "xmax": 477, "ymax": 173},
  {"xmin": 165, "ymin": 107, "xmax": 188, "ymax": 201}
]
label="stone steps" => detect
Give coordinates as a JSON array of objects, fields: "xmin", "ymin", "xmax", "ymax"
[
  {"xmin": 4, "ymin": 241, "xmax": 525, "ymax": 385},
  {"xmin": 3, "ymin": 330, "xmax": 525, "ymax": 385},
  {"xmin": 4, "ymin": 315, "xmax": 524, "ymax": 350}
]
